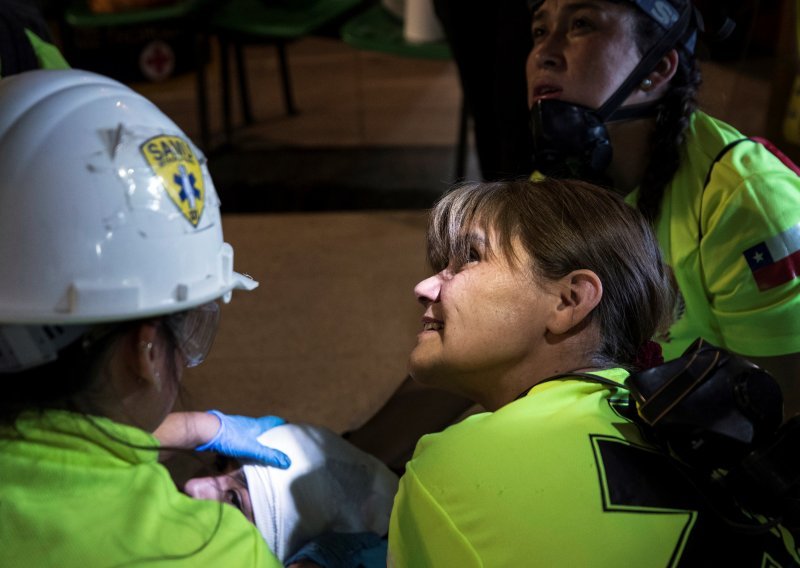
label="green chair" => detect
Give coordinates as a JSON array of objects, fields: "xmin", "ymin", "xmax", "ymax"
[
  {"xmin": 63, "ymin": 1, "xmax": 203, "ymax": 27},
  {"xmin": 60, "ymin": 0, "xmax": 213, "ymax": 148},
  {"xmin": 341, "ymin": 2, "xmax": 450, "ymax": 59},
  {"xmin": 341, "ymin": 2, "xmax": 469, "ymax": 180},
  {"xmin": 209, "ymin": 0, "xmax": 366, "ymax": 146}
]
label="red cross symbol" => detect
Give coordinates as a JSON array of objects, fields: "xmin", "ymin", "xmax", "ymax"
[{"xmin": 139, "ymin": 40, "xmax": 176, "ymax": 82}]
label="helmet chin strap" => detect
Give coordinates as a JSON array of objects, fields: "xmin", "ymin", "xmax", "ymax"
[
  {"xmin": 599, "ymin": 3, "xmax": 693, "ymax": 122},
  {"xmin": 531, "ymin": 2, "xmax": 694, "ymax": 180}
]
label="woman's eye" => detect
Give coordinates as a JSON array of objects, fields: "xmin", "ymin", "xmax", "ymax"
[
  {"xmin": 226, "ymin": 490, "xmax": 242, "ymax": 511},
  {"xmin": 531, "ymin": 25, "xmax": 546, "ymax": 42},
  {"xmin": 571, "ymin": 17, "xmax": 592, "ymax": 31},
  {"xmin": 467, "ymin": 247, "xmax": 480, "ymax": 262}
]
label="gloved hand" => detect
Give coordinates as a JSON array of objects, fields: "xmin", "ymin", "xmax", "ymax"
[
  {"xmin": 285, "ymin": 532, "xmax": 386, "ymax": 568},
  {"xmin": 195, "ymin": 410, "xmax": 291, "ymax": 469}
]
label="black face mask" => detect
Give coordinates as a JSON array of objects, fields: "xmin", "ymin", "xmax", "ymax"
[
  {"xmin": 529, "ymin": 98, "xmax": 662, "ymax": 184},
  {"xmin": 530, "ymin": 99, "xmax": 613, "ymax": 183}
]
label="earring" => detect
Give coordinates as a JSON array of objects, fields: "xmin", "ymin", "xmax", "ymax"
[
  {"xmin": 640, "ymin": 78, "xmax": 653, "ymax": 91},
  {"xmin": 139, "ymin": 341, "xmax": 161, "ymax": 390}
]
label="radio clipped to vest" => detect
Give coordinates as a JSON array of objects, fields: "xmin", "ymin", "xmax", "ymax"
[{"xmin": 626, "ymin": 338, "xmax": 799, "ymax": 532}]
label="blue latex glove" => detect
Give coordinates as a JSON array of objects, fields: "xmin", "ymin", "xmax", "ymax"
[
  {"xmin": 285, "ymin": 532, "xmax": 386, "ymax": 568},
  {"xmin": 195, "ymin": 410, "xmax": 291, "ymax": 469}
]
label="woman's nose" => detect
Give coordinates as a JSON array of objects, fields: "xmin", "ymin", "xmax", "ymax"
[
  {"xmin": 414, "ymin": 273, "xmax": 442, "ymax": 306},
  {"xmin": 530, "ymin": 33, "xmax": 565, "ymax": 70},
  {"xmin": 183, "ymin": 477, "xmax": 223, "ymax": 501}
]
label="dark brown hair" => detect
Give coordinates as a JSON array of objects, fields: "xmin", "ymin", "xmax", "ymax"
[
  {"xmin": 0, "ymin": 319, "xmax": 180, "ymax": 427},
  {"xmin": 427, "ymin": 179, "xmax": 673, "ymax": 368}
]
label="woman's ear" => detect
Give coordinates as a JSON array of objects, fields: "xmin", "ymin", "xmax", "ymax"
[
  {"xmin": 547, "ymin": 270, "xmax": 603, "ymax": 335},
  {"xmin": 134, "ymin": 322, "xmax": 163, "ymax": 391},
  {"xmin": 641, "ymin": 48, "xmax": 679, "ymax": 92}
]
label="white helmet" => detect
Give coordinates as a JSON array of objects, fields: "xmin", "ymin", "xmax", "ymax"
[{"xmin": 0, "ymin": 69, "xmax": 257, "ymax": 327}]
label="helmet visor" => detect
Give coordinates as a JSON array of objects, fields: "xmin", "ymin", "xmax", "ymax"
[{"xmin": 164, "ymin": 301, "xmax": 220, "ymax": 368}]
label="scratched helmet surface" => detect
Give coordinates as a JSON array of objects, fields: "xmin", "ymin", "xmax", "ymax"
[{"xmin": 0, "ymin": 69, "xmax": 256, "ymax": 324}]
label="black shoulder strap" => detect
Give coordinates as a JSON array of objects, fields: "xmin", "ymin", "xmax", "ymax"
[{"xmin": 515, "ymin": 371, "xmax": 628, "ymax": 401}]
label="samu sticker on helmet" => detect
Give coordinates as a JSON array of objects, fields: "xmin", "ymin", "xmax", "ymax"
[{"xmin": 140, "ymin": 135, "xmax": 205, "ymax": 227}]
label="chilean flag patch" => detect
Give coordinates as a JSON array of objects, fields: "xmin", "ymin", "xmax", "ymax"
[{"xmin": 743, "ymin": 222, "xmax": 800, "ymax": 291}]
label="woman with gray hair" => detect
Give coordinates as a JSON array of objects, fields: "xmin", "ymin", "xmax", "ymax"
[{"xmin": 382, "ymin": 179, "xmax": 795, "ymax": 566}]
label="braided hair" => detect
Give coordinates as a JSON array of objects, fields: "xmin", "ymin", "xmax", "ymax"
[{"xmin": 630, "ymin": 0, "xmax": 703, "ymax": 223}]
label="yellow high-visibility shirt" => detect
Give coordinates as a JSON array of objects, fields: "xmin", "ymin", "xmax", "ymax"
[
  {"xmin": 0, "ymin": 410, "xmax": 282, "ymax": 567},
  {"xmin": 388, "ymin": 369, "xmax": 800, "ymax": 566},
  {"xmin": 628, "ymin": 111, "xmax": 800, "ymax": 361}
]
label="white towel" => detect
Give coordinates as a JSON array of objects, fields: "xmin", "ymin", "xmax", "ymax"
[{"xmin": 243, "ymin": 423, "xmax": 398, "ymax": 563}]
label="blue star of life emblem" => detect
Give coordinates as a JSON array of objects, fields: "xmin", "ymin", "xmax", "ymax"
[{"xmin": 140, "ymin": 135, "xmax": 205, "ymax": 227}]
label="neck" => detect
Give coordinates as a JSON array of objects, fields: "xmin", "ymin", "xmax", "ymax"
[
  {"xmin": 477, "ymin": 350, "xmax": 601, "ymax": 412},
  {"xmin": 605, "ymin": 117, "xmax": 657, "ymax": 196}
]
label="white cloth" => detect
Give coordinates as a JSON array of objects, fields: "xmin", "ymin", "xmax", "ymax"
[{"xmin": 243, "ymin": 423, "xmax": 398, "ymax": 563}]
